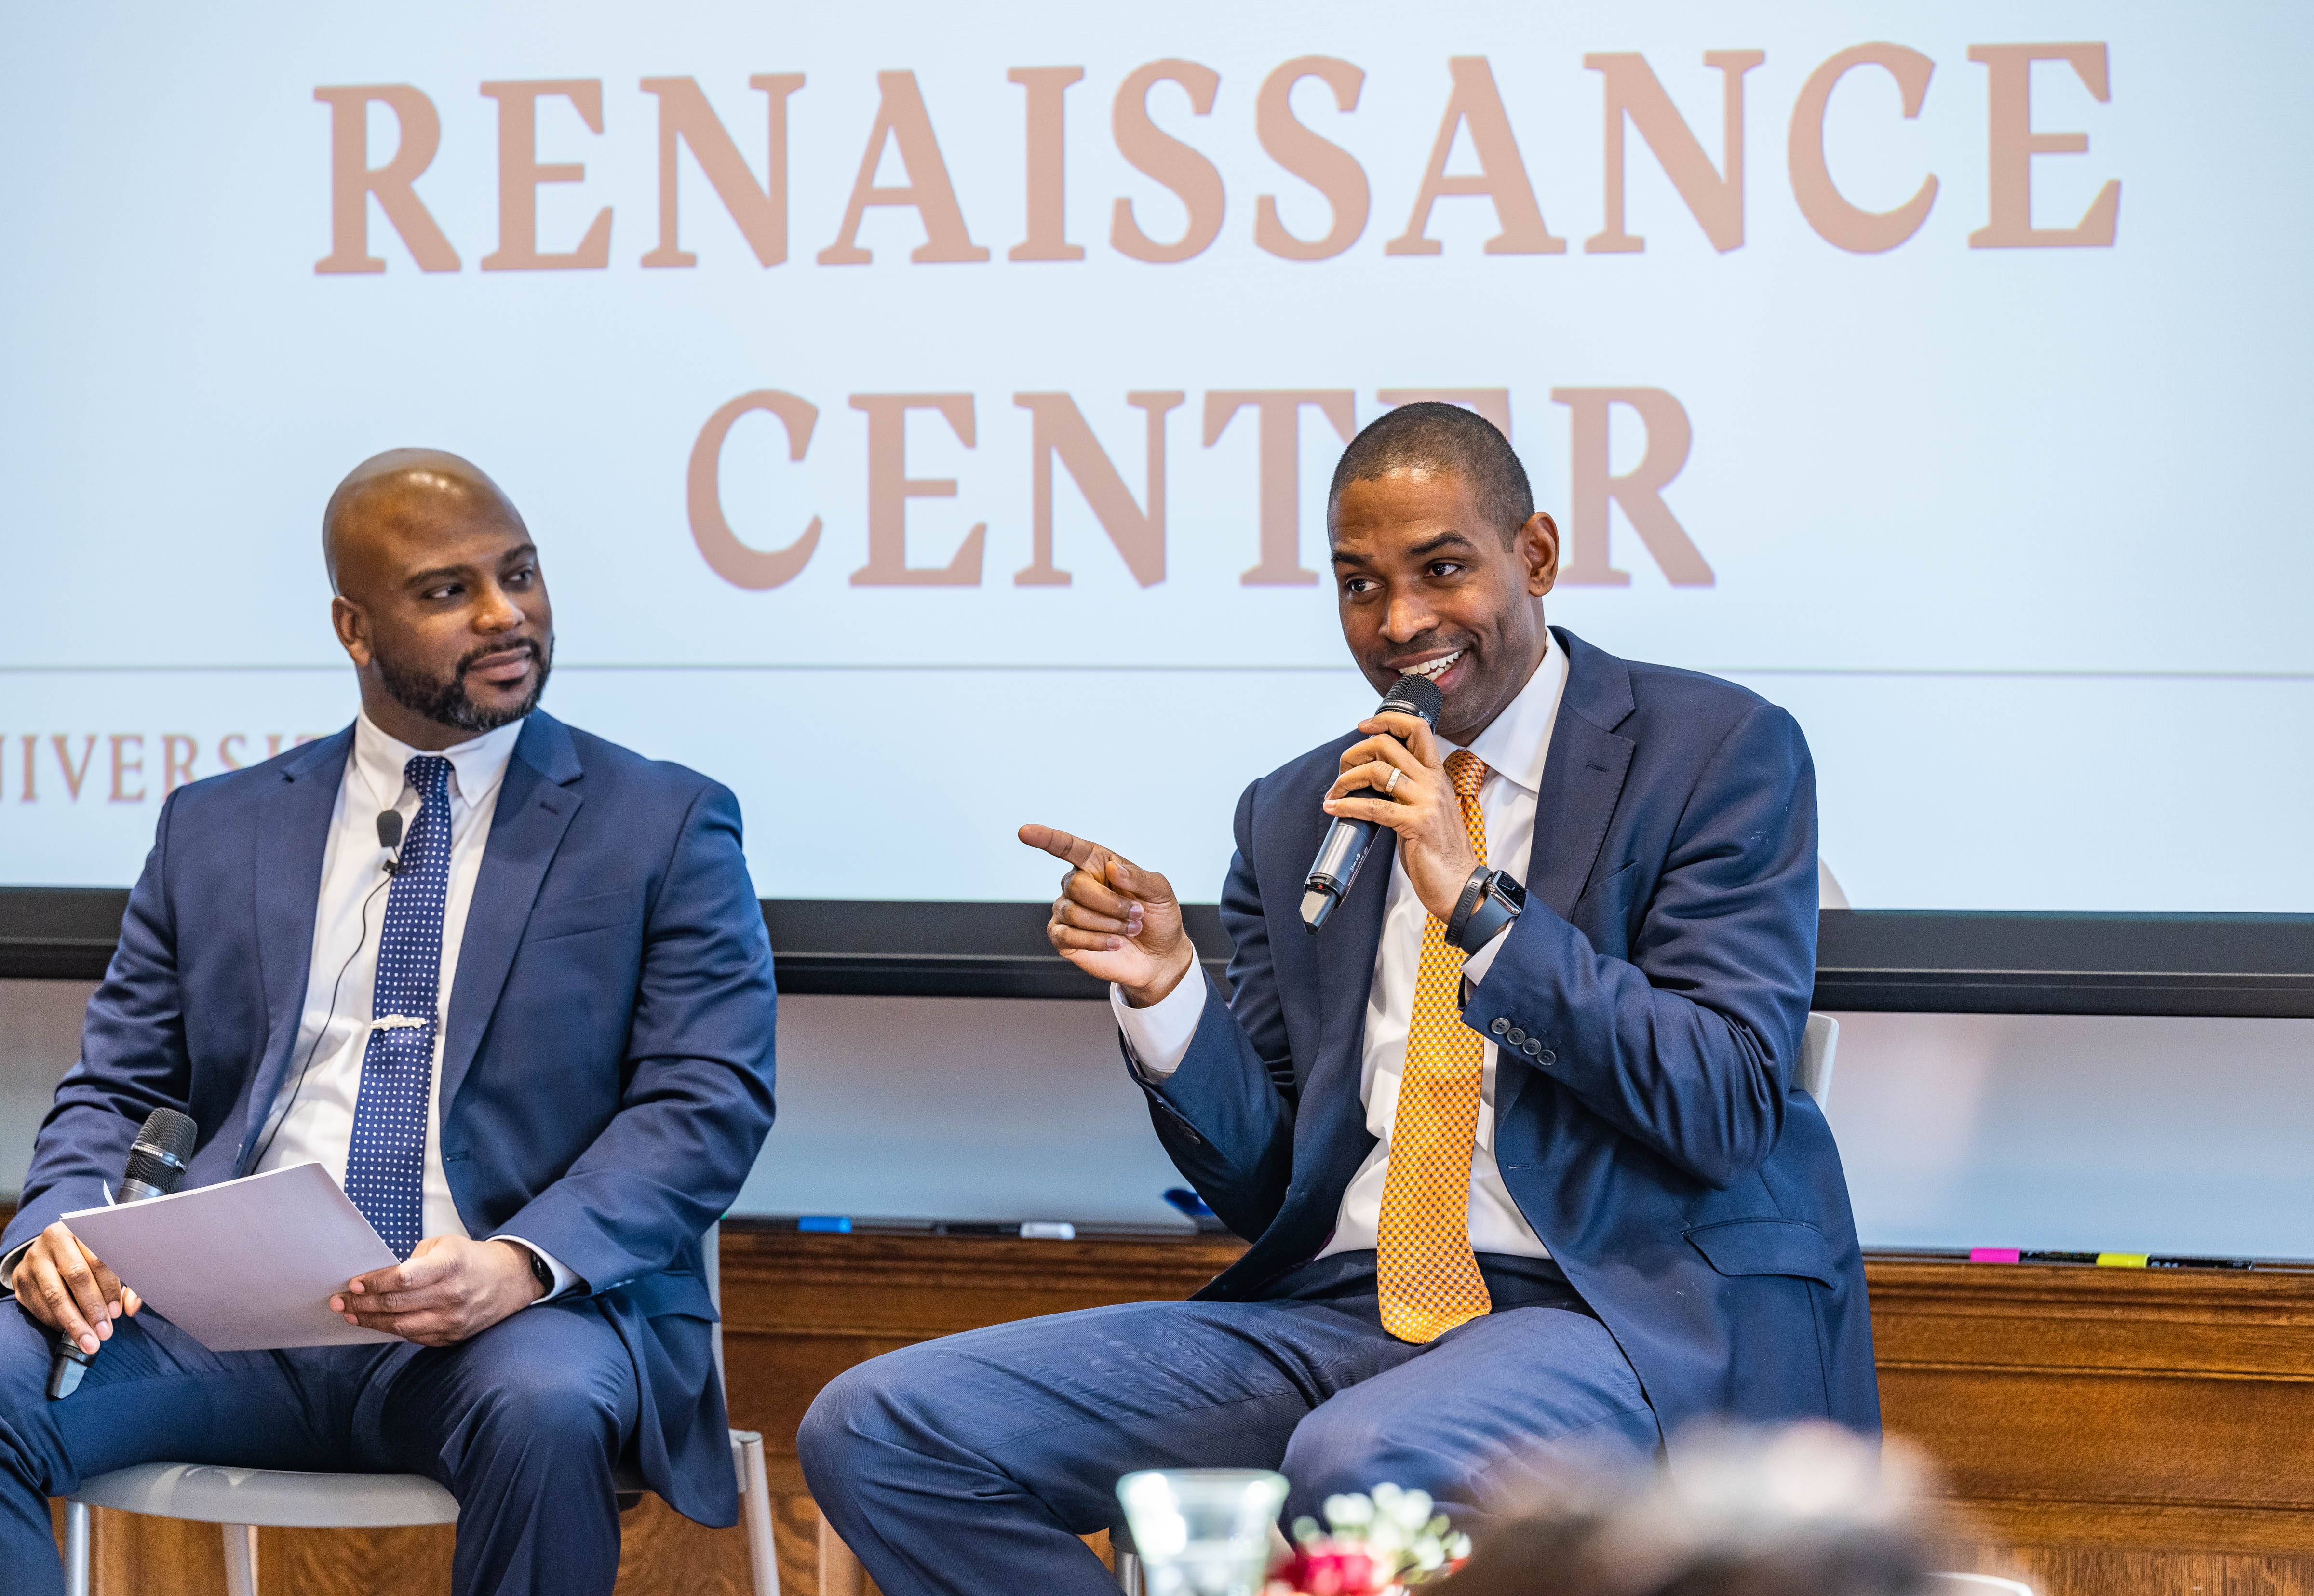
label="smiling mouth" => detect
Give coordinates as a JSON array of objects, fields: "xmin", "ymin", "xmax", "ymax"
[{"xmin": 1398, "ymin": 649, "xmax": 1465, "ymax": 682}]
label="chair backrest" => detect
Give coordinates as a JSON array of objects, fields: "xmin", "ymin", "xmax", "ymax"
[
  {"xmin": 1796, "ymin": 1012, "xmax": 1839, "ymax": 1108},
  {"xmin": 704, "ymin": 1220, "xmax": 726, "ymax": 1390}
]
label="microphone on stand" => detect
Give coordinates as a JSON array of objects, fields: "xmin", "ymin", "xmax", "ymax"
[
  {"xmin": 1300, "ymin": 672, "xmax": 1444, "ymax": 932},
  {"xmin": 47, "ymin": 1107, "xmax": 197, "ymax": 1399}
]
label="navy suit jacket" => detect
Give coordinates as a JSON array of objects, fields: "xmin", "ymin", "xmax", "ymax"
[
  {"xmin": 1141, "ymin": 628, "xmax": 1877, "ymax": 1441},
  {"xmin": 1, "ymin": 711, "xmax": 779, "ymax": 1524}
]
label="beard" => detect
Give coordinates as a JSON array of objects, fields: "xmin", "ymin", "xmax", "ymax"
[{"xmin": 376, "ymin": 634, "xmax": 553, "ymax": 735}]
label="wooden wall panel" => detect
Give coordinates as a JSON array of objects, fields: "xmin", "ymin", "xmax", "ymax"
[
  {"xmin": 31, "ymin": 1227, "xmax": 2314, "ymax": 1595},
  {"xmin": 1871, "ymin": 1260, "xmax": 2314, "ymax": 1563}
]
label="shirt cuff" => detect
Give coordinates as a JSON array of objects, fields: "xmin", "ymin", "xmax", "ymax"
[
  {"xmin": 1461, "ymin": 920, "xmax": 1512, "ymax": 984},
  {"xmin": 0, "ymin": 1240, "xmax": 28, "ymax": 1299},
  {"xmin": 494, "ymin": 1235, "xmax": 578, "ymax": 1303},
  {"xmin": 1457, "ymin": 917, "xmax": 1514, "ymax": 1008},
  {"xmin": 1112, "ymin": 960, "xmax": 1210, "ymax": 1082}
]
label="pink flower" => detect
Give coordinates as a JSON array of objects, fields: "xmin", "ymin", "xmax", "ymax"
[{"xmin": 1271, "ymin": 1543, "xmax": 1388, "ymax": 1595}]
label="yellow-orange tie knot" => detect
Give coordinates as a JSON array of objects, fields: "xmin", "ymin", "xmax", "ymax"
[{"xmin": 1375, "ymin": 749, "xmax": 1493, "ymax": 1343}]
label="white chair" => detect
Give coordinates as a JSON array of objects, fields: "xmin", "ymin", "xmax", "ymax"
[
  {"xmin": 62, "ymin": 1222, "xmax": 779, "ymax": 1596},
  {"xmin": 1797, "ymin": 1011, "xmax": 1839, "ymax": 1109},
  {"xmin": 1927, "ymin": 1577, "xmax": 2035, "ymax": 1596}
]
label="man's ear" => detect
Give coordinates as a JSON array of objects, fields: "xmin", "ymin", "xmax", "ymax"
[
  {"xmin": 330, "ymin": 595, "xmax": 374, "ymax": 668},
  {"xmin": 1519, "ymin": 511, "xmax": 1560, "ymax": 597}
]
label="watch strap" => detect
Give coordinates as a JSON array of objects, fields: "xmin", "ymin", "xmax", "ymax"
[
  {"xmin": 1444, "ymin": 866, "xmax": 1492, "ymax": 947},
  {"xmin": 1449, "ymin": 868, "xmax": 1524, "ymax": 955}
]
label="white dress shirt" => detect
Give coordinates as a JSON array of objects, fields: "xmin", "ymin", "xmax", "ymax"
[
  {"xmin": 249, "ymin": 711, "xmax": 573, "ymax": 1298},
  {"xmin": 1117, "ymin": 633, "xmax": 1571, "ymax": 1259}
]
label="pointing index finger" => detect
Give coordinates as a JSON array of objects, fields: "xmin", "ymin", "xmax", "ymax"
[{"xmin": 1018, "ymin": 823, "xmax": 1102, "ymax": 868}]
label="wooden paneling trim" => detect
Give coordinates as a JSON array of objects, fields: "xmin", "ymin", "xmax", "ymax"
[
  {"xmin": 717, "ymin": 1228, "xmax": 1245, "ymax": 1341},
  {"xmin": 1960, "ymin": 1499, "xmax": 2314, "ymax": 1559}
]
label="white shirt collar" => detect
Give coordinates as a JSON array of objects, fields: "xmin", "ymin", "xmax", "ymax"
[
  {"xmin": 1450, "ymin": 629, "xmax": 1567, "ymax": 797},
  {"xmin": 351, "ymin": 710, "xmax": 526, "ymax": 814}
]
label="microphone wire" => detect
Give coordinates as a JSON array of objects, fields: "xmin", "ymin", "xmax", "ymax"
[{"xmin": 245, "ymin": 843, "xmax": 396, "ymax": 1173}]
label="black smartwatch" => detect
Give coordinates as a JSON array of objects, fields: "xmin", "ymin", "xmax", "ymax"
[
  {"xmin": 1445, "ymin": 866, "xmax": 1526, "ymax": 955},
  {"xmin": 523, "ymin": 1246, "xmax": 555, "ymax": 1297}
]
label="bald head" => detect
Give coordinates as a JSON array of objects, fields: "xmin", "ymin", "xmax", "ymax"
[
  {"xmin": 323, "ymin": 448, "xmax": 527, "ymax": 595},
  {"xmin": 322, "ymin": 448, "xmax": 553, "ymax": 749}
]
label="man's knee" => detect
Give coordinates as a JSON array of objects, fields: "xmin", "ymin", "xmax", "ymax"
[
  {"xmin": 1281, "ymin": 1403, "xmax": 1513, "ymax": 1512},
  {"xmin": 799, "ymin": 1350, "xmax": 922, "ymax": 1478},
  {"xmin": 1282, "ymin": 1393, "xmax": 1659, "ymax": 1524},
  {"xmin": 1280, "ymin": 1401, "xmax": 1425, "ymax": 1506}
]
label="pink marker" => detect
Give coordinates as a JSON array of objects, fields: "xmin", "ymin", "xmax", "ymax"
[{"xmin": 1969, "ymin": 1247, "xmax": 2021, "ymax": 1264}]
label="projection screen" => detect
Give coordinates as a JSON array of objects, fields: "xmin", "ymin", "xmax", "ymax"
[{"xmin": 2, "ymin": 1, "xmax": 2308, "ymax": 914}]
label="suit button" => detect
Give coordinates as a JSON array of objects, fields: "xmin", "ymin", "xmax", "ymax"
[
  {"xmin": 1522, "ymin": 1037, "xmax": 1544, "ymax": 1058},
  {"xmin": 1535, "ymin": 1047, "xmax": 1555, "ymax": 1065},
  {"xmin": 1489, "ymin": 1017, "xmax": 1511, "ymax": 1036},
  {"xmin": 1506, "ymin": 1027, "xmax": 1526, "ymax": 1046}
]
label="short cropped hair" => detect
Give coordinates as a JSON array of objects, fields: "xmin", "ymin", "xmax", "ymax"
[{"xmin": 1327, "ymin": 402, "xmax": 1535, "ymax": 544}]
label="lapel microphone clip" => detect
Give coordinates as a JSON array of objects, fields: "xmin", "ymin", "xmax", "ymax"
[{"xmin": 376, "ymin": 809, "xmax": 405, "ymax": 875}]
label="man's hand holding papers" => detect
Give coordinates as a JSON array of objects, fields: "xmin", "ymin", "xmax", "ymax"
[{"xmin": 331, "ymin": 1234, "xmax": 545, "ymax": 1346}]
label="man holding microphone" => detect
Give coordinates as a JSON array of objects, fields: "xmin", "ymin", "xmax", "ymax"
[{"xmin": 801, "ymin": 403, "xmax": 1874, "ymax": 1596}]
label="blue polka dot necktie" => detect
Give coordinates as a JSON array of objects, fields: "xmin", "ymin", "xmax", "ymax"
[{"xmin": 346, "ymin": 754, "xmax": 452, "ymax": 1259}]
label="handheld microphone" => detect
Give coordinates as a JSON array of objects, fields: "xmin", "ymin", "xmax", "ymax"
[
  {"xmin": 1300, "ymin": 672, "xmax": 1444, "ymax": 931},
  {"xmin": 47, "ymin": 1107, "xmax": 196, "ymax": 1399},
  {"xmin": 377, "ymin": 809, "xmax": 404, "ymax": 874}
]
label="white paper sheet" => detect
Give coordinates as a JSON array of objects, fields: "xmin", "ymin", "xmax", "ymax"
[{"xmin": 64, "ymin": 1161, "xmax": 401, "ymax": 1351}]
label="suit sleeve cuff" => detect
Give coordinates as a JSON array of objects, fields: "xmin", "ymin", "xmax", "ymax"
[
  {"xmin": 1112, "ymin": 961, "xmax": 1210, "ymax": 1082},
  {"xmin": 494, "ymin": 1235, "xmax": 578, "ymax": 1303}
]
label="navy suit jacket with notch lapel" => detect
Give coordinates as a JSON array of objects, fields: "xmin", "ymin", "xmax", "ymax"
[
  {"xmin": 0, "ymin": 710, "xmax": 779, "ymax": 1525},
  {"xmin": 1136, "ymin": 628, "xmax": 1878, "ymax": 1442}
]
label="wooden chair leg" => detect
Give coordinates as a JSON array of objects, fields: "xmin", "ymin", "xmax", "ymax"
[
  {"xmin": 221, "ymin": 1522, "xmax": 259, "ymax": 1596},
  {"xmin": 63, "ymin": 1501, "xmax": 91, "ymax": 1596},
  {"xmin": 818, "ymin": 1505, "xmax": 866, "ymax": 1596}
]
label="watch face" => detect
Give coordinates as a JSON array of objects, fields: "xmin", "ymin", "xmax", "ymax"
[{"xmin": 1496, "ymin": 872, "xmax": 1527, "ymax": 909}]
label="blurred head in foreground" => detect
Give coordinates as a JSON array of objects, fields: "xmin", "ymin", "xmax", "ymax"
[{"xmin": 1442, "ymin": 1424, "xmax": 1944, "ymax": 1596}]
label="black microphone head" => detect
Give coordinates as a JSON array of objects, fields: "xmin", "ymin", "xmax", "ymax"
[
  {"xmin": 376, "ymin": 809, "xmax": 404, "ymax": 851},
  {"xmin": 1381, "ymin": 672, "xmax": 1444, "ymax": 727},
  {"xmin": 123, "ymin": 1107, "xmax": 196, "ymax": 1198}
]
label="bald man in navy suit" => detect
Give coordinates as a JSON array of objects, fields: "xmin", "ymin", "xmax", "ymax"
[{"xmin": 0, "ymin": 451, "xmax": 778, "ymax": 1596}]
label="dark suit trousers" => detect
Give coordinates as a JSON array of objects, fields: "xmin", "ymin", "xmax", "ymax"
[
  {"xmin": 0, "ymin": 1294, "xmax": 639, "ymax": 1596},
  {"xmin": 799, "ymin": 1252, "xmax": 1662, "ymax": 1596}
]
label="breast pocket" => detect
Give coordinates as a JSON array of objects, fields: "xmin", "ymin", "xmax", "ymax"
[{"xmin": 522, "ymin": 889, "xmax": 634, "ymax": 945}]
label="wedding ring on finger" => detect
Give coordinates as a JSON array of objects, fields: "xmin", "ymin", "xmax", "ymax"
[{"xmin": 1384, "ymin": 767, "xmax": 1403, "ymax": 796}]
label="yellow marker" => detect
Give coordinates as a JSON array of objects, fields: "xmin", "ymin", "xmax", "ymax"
[{"xmin": 2096, "ymin": 1252, "xmax": 2149, "ymax": 1268}]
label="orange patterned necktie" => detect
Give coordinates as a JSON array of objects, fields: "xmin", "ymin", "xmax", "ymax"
[{"xmin": 1376, "ymin": 749, "xmax": 1494, "ymax": 1344}]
